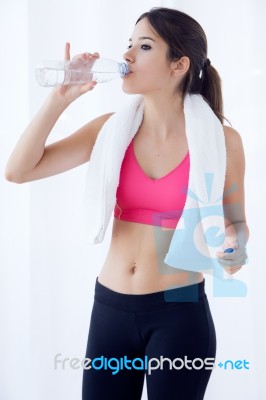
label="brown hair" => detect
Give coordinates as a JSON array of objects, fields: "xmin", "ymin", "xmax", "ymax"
[{"xmin": 136, "ymin": 7, "xmax": 224, "ymax": 124}]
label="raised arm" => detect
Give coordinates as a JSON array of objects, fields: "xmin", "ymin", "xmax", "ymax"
[{"xmin": 5, "ymin": 43, "xmax": 113, "ymax": 183}]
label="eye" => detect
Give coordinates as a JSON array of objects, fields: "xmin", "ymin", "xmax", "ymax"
[
  {"xmin": 141, "ymin": 44, "xmax": 151, "ymax": 50},
  {"xmin": 126, "ymin": 44, "xmax": 152, "ymax": 50}
]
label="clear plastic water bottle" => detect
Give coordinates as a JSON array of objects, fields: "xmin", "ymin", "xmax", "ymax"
[{"xmin": 35, "ymin": 58, "xmax": 129, "ymax": 87}]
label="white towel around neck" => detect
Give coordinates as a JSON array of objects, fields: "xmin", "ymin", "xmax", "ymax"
[{"xmin": 81, "ymin": 93, "xmax": 226, "ymax": 273}]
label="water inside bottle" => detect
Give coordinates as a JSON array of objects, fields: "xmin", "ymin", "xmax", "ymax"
[
  {"xmin": 92, "ymin": 72, "xmax": 120, "ymax": 83},
  {"xmin": 64, "ymin": 62, "xmax": 119, "ymax": 84},
  {"xmin": 36, "ymin": 68, "xmax": 66, "ymax": 86},
  {"xmin": 64, "ymin": 70, "xmax": 120, "ymax": 84}
]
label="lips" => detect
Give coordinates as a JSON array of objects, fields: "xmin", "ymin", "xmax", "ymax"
[{"xmin": 122, "ymin": 70, "xmax": 133, "ymax": 78}]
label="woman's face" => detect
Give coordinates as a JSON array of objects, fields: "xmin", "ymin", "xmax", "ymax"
[{"xmin": 122, "ymin": 18, "xmax": 177, "ymax": 96}]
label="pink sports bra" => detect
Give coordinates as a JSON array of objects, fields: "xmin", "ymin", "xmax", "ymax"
[{"xmin": 114, "ymin": 138, "xmax": 190, "ymax": 229}]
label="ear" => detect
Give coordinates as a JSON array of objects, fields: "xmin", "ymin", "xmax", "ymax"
[{"xmin": 171, "ymin": 56, "xmax": 190, "ymax": 77}]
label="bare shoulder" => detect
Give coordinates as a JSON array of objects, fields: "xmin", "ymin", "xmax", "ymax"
[
  {"xmin": 223, "ymin": 125, "xmax": 244, "ymax": 153},
  {"xmin": 223, "ymin": 125, "xmax": 245, "ymax": 168}
]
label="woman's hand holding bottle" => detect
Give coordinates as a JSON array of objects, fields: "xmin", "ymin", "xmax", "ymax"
[{"xmin": 51, "ymin": 42, "xmax": 99, "ymax": 105}]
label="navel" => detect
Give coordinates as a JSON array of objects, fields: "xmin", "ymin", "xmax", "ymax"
[{"xmin": 130, "ymin": 261, "xmax": 137, "ymax": 274}]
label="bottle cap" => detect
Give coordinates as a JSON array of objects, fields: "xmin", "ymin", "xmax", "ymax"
[
  {"xmin": 224, "ymin": 247, "xmax": 234, "ymax": 253},
  {"xmin": 119, "ymin": 62, "xmax": 130, "ymax": 76}
]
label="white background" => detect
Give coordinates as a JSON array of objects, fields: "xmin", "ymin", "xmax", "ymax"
[{"xmin": 0, "ymin": 0, "xmax": 265, "ymax": 399}]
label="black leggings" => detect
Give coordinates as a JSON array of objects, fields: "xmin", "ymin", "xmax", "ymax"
[{"xmin": 82, "ymin": 277, "xmax": 216, "ymax": 400}]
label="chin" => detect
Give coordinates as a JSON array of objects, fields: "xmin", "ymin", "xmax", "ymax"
[
  {"xmin": 122, "ymin": 82, "xmax": 144, "ymax": 95},
  {"xmin": 122, "ymin": 87, "xmax": 140, "ymax": 95},
  {"xmin": 122, "ymin": 89, "xmax": 141, "ymax": 95}
]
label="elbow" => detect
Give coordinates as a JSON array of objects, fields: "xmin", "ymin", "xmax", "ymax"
[{"xmin": 4, "ymin": 168, "xmax": 26, "ymax": 184}]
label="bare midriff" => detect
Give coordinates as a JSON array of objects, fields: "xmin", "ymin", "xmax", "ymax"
[{"xmin": 98, "ymin": 218, "xmax": 203, "ymax": 294}]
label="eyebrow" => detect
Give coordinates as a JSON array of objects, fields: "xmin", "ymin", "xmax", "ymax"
[{"xmin": 129, "ymin": 36, "xmax": 156, "ymax": 42}]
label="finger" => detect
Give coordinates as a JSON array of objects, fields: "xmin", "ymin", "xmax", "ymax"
[
  {"xmin": 216, "ymin": 248, "xmax": 247, "ymax": 264},
  {"xmin": 65, "ymin": 42, "xmax": 71, "ymax": 60},
  {"xmin": 217, "ymin": 255, "xmax": 247, "ymax": 267},
  {"xmin": 217, "ymin": 255, "xmax": 247, "ymax": 266},
  {"xmin": 72, "ymin": 52, "xmax": 100, "ymax": 62},
  {"xmin": 83, "ymin": 52, "xmax": 100, "ymax": 62},
  {"xmin": 79, "ymin": 81, "xmax": 97, "ymax": 94},
  {"xmin": 216, "ymin": 247, "xmax": 245, "ymax": 260},
  {"xmin": 223, "ymin": 251, "xmax": 246, "ymax": 264}
]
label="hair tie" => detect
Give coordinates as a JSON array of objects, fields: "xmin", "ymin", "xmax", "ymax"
[
  {"xmin": 199, "ymin": 58, "xmax": 211, "ymax": 79},
  {"xmin": 205, "ymin": 58, "xmax": 211, "ymax": 68}
]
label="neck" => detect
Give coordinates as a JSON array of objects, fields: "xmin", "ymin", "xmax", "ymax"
[{"xmin": 142, "ymin": 92, "xmax": 185, "ymax": 140}]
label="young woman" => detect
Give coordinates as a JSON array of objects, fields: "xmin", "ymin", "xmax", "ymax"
[{"xmin": 5, "ymin": 7, "xmax": 249, "ymax": 400}]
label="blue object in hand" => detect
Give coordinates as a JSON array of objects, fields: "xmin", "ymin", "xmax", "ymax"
[
  {"xmin": 224, "ymin": 247, "xmax": 234, "ymax": 253},
  {"xmin": 218, "ymin": 244, "xmax": 248, "ymax": 268}
]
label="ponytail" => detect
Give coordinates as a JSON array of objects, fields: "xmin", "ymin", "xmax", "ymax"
[{"xmin": 199, "ymin": 64, "xmax": 224, "ymax": 124}]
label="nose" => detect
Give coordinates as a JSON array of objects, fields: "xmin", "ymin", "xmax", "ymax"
[{"xmin": 123, "ymin": 47, "xmax": 134, "ymax": 64}]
